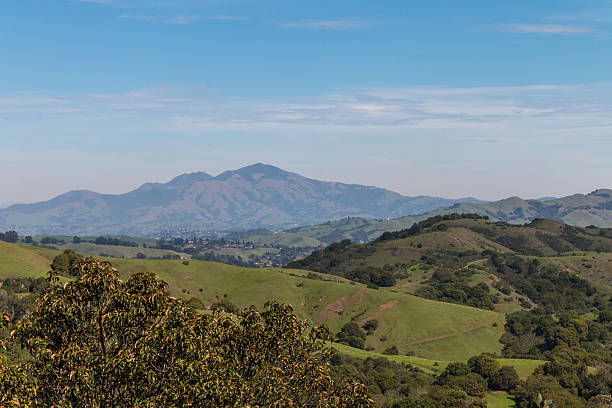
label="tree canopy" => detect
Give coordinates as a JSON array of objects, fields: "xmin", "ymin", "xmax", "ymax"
[{"xmin": 0, "ymin": 258, "xmax": 373, "ymax": 407}]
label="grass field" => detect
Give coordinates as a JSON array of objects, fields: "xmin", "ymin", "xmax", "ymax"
[
  {"xmin": 0, "ymin": 242, "xmax": 57, "ymax": 278},
  {"xmin": 486, "ymin": 392, "xmax": 514, "ymax": 408},
  {"xmin": 333, "ymin": 342, "xmax": 544, "ymax": 379},
  {"xmin": 52, "ymin": 242, "xmax": 188, "ymax": 260}
]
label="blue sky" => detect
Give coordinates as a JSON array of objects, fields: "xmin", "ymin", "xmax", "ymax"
[{"xmin": 1, "ymin": 0, "xmax": 611, "ymax": 205}]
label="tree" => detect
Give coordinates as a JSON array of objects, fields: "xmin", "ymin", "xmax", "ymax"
[
  {"xmin": 0, "ymin": 231, "xmax": 18, "ymax": 243},
  {"xmin": 336, "ymin": 322, "xmax": 367, "ymax": 350},
  {"xmin": 24, "ymin": 236, "xmax": 33, "ymax": 244},
  {"xmin": 514, "ymin": 374, "xmax": 584, "ymax": 408},
  {"xmin": 0, "ymin": 258, "xmax": 373, "ymax": 407},
  {"xmin": 467, "ymin": 353, "xmax": 501, "ymax": 381},
  {"xmin": 362, "ymin": 319, "xmax": 378, "ymax": 334},
  {"xmin": 73, "ymin": 236, "xmax": 81, "ymax": 244},
  {"xmin": 438, "ymin": 362, "xmax": 471, "ymax": 381},
  {"xmin": 489, "ymin": 365, "xmax": 520, "ymax": 391},
  {"xmin": 50, "ymin": 249, "xmax": 81, "ymax": 277}
]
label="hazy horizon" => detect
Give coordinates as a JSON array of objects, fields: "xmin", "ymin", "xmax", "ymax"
[
  {"xmin": 0, "ymin": 162, "xmax": 608, "ymax": 210},
  {"xmin": 2, "ymin": 1, "xmax": 611, "ymax": 204}
]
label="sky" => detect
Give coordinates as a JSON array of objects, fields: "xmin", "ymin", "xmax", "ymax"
[{"xmin": 1, "ymin": 0, "xmax": 611, "ymax": 206}]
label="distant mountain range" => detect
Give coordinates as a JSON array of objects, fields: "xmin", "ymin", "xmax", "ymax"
[
  {"xmin": 238, "ymin": 189, "xmax": 612, "ymax": 246},
  {"xmin": 0, "ymin": 163, "xmax": 485, "ymax": 236}
]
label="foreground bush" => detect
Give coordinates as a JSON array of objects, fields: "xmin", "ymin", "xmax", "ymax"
[{"xmin": 0, "ymin": 259, "xmax": 373, "ymax": 407}]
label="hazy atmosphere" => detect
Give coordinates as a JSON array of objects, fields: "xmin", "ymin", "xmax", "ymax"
[{"xmin": 2, "ymin": 0, "xmax": 611, "ymax": 206}]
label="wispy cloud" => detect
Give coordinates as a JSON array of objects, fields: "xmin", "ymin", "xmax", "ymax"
[
  {"xmin": 502, "ymin": 23, "xmax": 594, "ymax": 34},
  {"xmin": 2, "ymin": 84, "xmax": 611, "ymax": 202},
  {"xmin": 71, "ymin": 0, "xmax": 113, "ymax": 3},
  {"xmin": 278, "ymin": 20, "xmax": 370, "ymax": 30},
  {"xmin": 119, "ymin": 13, "xmax": 249, "ymax": 24},
  {"xmin": 2, "ymin": 84, "xmax": 611, "ymax": 135}
]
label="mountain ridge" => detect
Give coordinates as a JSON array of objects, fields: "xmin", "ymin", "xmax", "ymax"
[
  {"xmin": 239, "ymin": 189, "xmax": 612, "ymax": 247},
  {"xmin": 0, "ymin": 164, "xmax": 485, "ymax": 235}
]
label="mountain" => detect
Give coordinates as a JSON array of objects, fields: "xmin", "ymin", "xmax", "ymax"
[
  {"xmin": 240, "ymin": 189, "xmax": 612, "ymax": 246},
  {"xmin": 435, "ymin": 189, "xmax": 612, "ymax": 226},
  {"xmin": 0, "ymin": 163, "xmax": 483, "ymax": 236}
]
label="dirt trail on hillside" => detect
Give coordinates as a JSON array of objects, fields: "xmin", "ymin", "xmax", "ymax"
[
  {"xmin": 318, "ymin": 288, "xmax": 365, "ymax": 319},
  {"xmin": 358, "ymin": 300, "xmax": 400, "ymax": 325}
]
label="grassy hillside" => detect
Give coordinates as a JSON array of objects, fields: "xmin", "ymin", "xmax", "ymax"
[
  {"xmin": 0, "ymin": 242, "xmax": 57, "ymax": 278},
  {"xmin": 43, "ymin": 241, "xmax": 188, "ymax": 260},
  {"xmin": 108, "ymin": 257, "xmax": 505, "ymax": 360},
  {"xmin": 0, "ymin": 241, "xmax": 503, "ymax": 360},
  {"xmin": 288, "ymin": 215, "xmax": 612, "ymax": 314}
]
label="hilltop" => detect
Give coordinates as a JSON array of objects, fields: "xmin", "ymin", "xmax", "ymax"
[
  {"xmin": 243, "ymin": 189, "xmax": 612, "ymax": 246},
  {"xmin": 0, "ymin": 164, "xmax": 482, "ymax": 236},
  {"xmin": 289, "ymin": 215, "xmax": 612, "ymax": 313}
]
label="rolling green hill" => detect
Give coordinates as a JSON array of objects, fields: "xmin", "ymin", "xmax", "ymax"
[
  {"xmin": 289, "ymin": 215, "xmax": 612, "ymax": 314},
  {"xmin": 0, "ymin": 241, "xmax": 57, "ymax": 278},
  {"xmin": 0, "ymin": 241, "xmax": 503, "ymax": 361},
  {"xmin": 107, "ymin": 257, "xmax": 506, "ymax": 360}
]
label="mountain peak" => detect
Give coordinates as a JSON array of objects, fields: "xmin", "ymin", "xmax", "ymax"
[
  {"xmin": 167, "ymin": 172, "xmax": 213, "ymax": 187},
  {"xmin": 216, "ymin": 163, "xmax": 293, "ymax": 181}
]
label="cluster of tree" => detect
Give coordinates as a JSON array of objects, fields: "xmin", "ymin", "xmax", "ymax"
[
  {"xmin": 488, "ymin": 252, "xmax": 599, "ymax": 313},
  {"xmin": 0, "ymin": 259, "xmax": 373, "ymax": 407},
  {"xmin": 390, "ymin": 352, "xmax": 588, "ymax": 408},
  {"xmin": 50, "ymin": 249, "xmax": 82, "ymax": 277},
  {"xmin": 561, "ymin": 225, "xmax": 612, "ymax": 253},
  {"xmin": 193, "ymin": 251, "xmax": 252, "ymax": 267},
  {"xmin": 376, "ymin": 214, "xmax": 488, "ymax": 243},
  {"xmin": 499, "ymin": 306, "xmax": 612, "ymax": 406},
  {"xmin": 345, "ymin": 267, "xmax": 396, "ymax": 288},
  {"xmin": 0, "ymin": 277, "xmax": 49, "ymax": 322},
  {"xmin": 391, "ymin": 354, "xmax": 520, "ymax": 407},
  {"xmin": 0, "ymin": 276, "xmax": 50, "ymax": 365},
  {"xmin": 329, "ymin": 354, "xmax": 430, "ymax": 407},
  {"xmin": 0, "ymin": 231, "xmax": 18, "ymax": 243},
  {"xmin": 161, "ymin": 254, "xmax": 183, "ymax": 260},
  {"xmin": 417, "ymin": 269, "xmax": 499, "ymax": 310},
  {"xmin": 94, "ymin": 236, "xmax": 139, "ymax": 247},
  {"xmin": 289, "ymin": 240, "xmax": 372, "ymax": 270},
  {"xmin": 336, "ymin": 322, "xmax": 367, "ymax": 349},
  {"xmin": 40, "ymin": 236, "xmax": 64, "ymax": 245}
]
